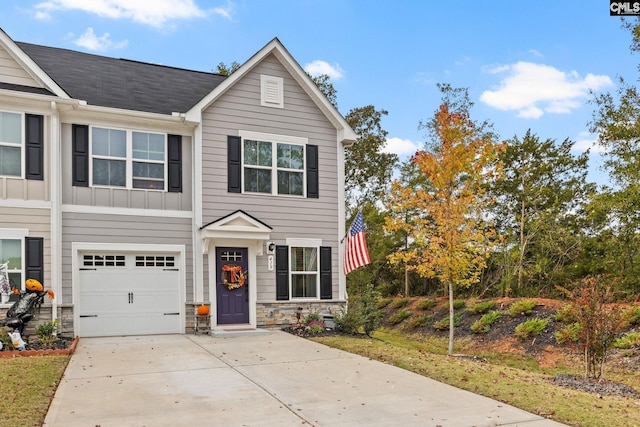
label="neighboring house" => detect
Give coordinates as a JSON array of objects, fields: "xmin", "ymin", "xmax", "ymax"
[{"xmin": 0, "ymin": 28, "xmax": 357, "ymax": 337}]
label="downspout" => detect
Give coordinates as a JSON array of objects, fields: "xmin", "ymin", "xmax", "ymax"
[
  {"xmin": 192, "ymin": 115, "xmax": 204, "ymax": 305},
  {"xmin": 50, "ymin": 101, "xmax": 60, "ymax": 325}
]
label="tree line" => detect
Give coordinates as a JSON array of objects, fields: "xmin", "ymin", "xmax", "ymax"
[{"xmin": 344, "ymin": 19, "xmax": 640, "ymax": 302}]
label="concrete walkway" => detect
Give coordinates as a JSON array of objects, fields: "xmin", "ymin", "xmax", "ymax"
[{"xmin": 44, "ymin": 330, "xmax": 566, "ymax": 427}]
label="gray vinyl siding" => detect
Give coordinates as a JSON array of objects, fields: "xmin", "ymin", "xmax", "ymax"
[
  {"xmin": 0, "ymin": 206, "xmax": 51, "ymax": 286},
  {"xmin": 0, "ymin": 45, "xmax": 41, "ymax": 87},
  {"xmin": 0, "ymin": 112, "xmax": 49, "ymax": 202},
  {"xmin": 60, "ymin": 123, "xmax": 193, "ymax": 211},
  {"xmin": 201, "ymin": 54, "xmax": 340, "ymax": 300},
  {"xmin": 60, "ymin": 212, "xmax": 194, "ymax": 306}
]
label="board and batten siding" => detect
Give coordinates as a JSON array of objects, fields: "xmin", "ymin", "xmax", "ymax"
[
  {"xmin": 59, "ymin": 123, "xmax": 193, "ymax": 211},
  {"xmin": 200, "ymin": 54, "xmax": 340, "ymax": 301},
  {"xmin": 60, "ymin": 212, "xmax": 194, "ymax": 306},
  {"xmin": 0, "ymin": 207, "xmax": 51, "ymax": 286},
  {"xmin": 0, "ymin": 45, "xmax": 42, "ymax": 88}
]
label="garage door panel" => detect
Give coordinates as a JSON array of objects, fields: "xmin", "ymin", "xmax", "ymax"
[{"xmin": 78, "ymin": 253, "xmax": 181, "ymax": 337}]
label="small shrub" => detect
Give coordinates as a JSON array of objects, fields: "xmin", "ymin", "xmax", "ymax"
[
  {"xmin": 508, "ymin": 300, "xmax": 537, "ymax": 317},
  {"xmin": 35, "ymin": 318, "xmax": 59, "ymax": 347},
  {"xmin": 471, "ymin": 311, "xmax": 503, "ymax": 334},
  {"xmin": 307, "ymin": 320, "xmax": 326, "ymax": 334},
  {"xmin": 333, "ymin": 285, "xmax": 383, "ymax": 336},
  {"xmin": 303, "ymin": 311, "xmax": 322, "ymax": 325},
  {"xmin": 377, "ymin": 297, "xmax": 392, "ymax": 309},
  {"xmin": 468, "ymin": 300, "xmax": 497, "ymax": 315},
  {"xmin": 453, "ymin": 300, "xmax": 466, "ymax": 310},
  {"xmin": 433, "ymin": 313, "xmax": 463, "ymax": 331},
  {"xmin": 406, "ymin": 314, "xmax": 432, "ymax": 329},
  {"xmin": 388, "ymin": 309, "xmax": 412, "ymax": 325},
  {"xmin": 416, "ymin": 298, "xmax": 436, "ymax": 310},
  {"xmin": 392, "ymin": 298, "xmax": 410, "ymax": 309},
  {"xmin": 555, "ymin": 323, "xmax": 580, "ymax": 344},
  {"xmin": 0, "ymin": 330, "xmax": 14, "ymax": 350},
  {"xmin": 557, "ymin": 276, "xmax": 626, "ymax": 379},
  {"xmin": 554, "ymin": 304, "xmax": 576, "ymax": 323},
  {"xmin": 622, "ymin": 306, "xmax": 640, "ymax": 326},
  {"xmin": 333, "ymin": 308, "xmax": 361, "ymax": 334},
  {"xmin": 614, "ymin": 332, "xmax": 640, "ymax": 349},
  {"xmin": 515, "ymin": 318, "xmax": 549, "ymax": 340}
]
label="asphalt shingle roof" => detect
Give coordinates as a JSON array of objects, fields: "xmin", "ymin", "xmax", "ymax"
[{"xmin": 16, "ymin": 42, "xmax": 227, "ymax": 115}]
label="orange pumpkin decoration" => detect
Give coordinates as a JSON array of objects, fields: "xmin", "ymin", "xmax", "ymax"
[
  {"xmin": 197, "ymin": 304, "xmax": 210, "ymax": 316},
  {"xmin": 25, "ymin": 278, "xmax": 44, "ymax": 292}
]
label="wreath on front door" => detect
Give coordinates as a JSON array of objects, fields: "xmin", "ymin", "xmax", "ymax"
[{"xmin": 221, "ymin": 264, "xmax": 246, "ymax": 290}]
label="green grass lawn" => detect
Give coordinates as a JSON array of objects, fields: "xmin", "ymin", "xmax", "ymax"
[
  {"xmin": 0, "ymin": 355, "xmax": 69, "ymax": 427},
  {"xmin": 312, "ymin": 329, "xmax": 640, "ymax": 427}
]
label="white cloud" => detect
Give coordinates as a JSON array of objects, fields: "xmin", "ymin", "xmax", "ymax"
[
  {"xmin": 382, "ymin": 137, "xmax": 420, "ymax": 156},
  {"xmin": 572, "ymin": 131, "xmax": 606, "ymax": 154},
  {"xmin": 33, "ymin": 0, "xmax": 230, "ymax": 28},
  {"xmin": 528, "ymin": 49, "xmax": 543, "ymax": 58},
  {"xmin": 480, "ymin": 62, "xmax": 613, "ymax": 119},
  {"xmin": 304, "ymin": 60, "xmax": 344, "ymax": 80},
  {"xmin": 73, "ymin": 27, "xmax": 128, "ymax": 51}
]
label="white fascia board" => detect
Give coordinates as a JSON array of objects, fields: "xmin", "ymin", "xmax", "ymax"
[
  {"xmin": 60, "ymin": 103, "xmax": 198, "ymax": 132},
  {"xmin": 0, "ymin": 29, "xmax": 70, "ymax": 99}
]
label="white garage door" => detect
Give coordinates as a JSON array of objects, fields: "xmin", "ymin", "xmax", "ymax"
[{"xmin": 78, "ymin": 253, "xmax": 181, "ymax": 337}]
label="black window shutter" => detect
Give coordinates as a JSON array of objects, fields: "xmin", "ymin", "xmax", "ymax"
[
  {"xmin": 25, "ymin": 237, "xmax": 44, "ymax": 284},
  {"xmin": 167, "ymin": 134, "xmax": 182, "ymax": 192},
  {"xmin": 72, "ymin": 124, "xmax": 89, "ymax": 187},
  {"xmin": 25, "ymin": 114, "xmax": 44, "ymax": 180},
  {"xmin": 275, "ymin": 245, "xmax": 289, "ymax": 300},
  {"xmin": 227, "ymin": 135, "xmax": 242, "ymax": 193},
  {"xmin": 306, "ymin": 144, "xmax": 318, "ymax": 198},
  {"xmin": 320, "ymin": 246, "xmax": 332, "ymax": 299}
]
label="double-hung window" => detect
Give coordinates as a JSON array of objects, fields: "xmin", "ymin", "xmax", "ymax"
[
  {"xmin": 240, "ymin": 131, "xmax": 306, "ymax": 196},
  {"xmin": 0, "ymin": 111, "xmax": 22, "ymax": 177},
  {"xmin": 0, "ymin": 229, "xmax": 26, "ymax": 304},
  {"xmin": 287, "ymin": 238, "xmax": 321, "ymax": 299},
  {"xmin": 290, "ymin": 246, "xmax": 318, "ymax": 298},
  {"xmin": 91, "ymin": 127, "xmax": 166, "ymax": 190}
]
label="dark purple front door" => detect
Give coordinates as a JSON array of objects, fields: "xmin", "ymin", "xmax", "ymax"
[{"xmin": 216, "ymin": 247, "xmax": 249, "ymax": 324}]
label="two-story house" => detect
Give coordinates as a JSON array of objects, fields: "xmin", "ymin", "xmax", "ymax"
[{"xmin": 0, "ymin": 28, "xmax": 357, "ymax": 337}]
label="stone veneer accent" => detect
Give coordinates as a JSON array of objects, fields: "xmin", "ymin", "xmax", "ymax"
[{"xmin": 256, "ymin": 301, "xmax": 346, "ymax": 327}]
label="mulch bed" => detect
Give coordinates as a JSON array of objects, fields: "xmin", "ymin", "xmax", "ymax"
[
  {"xmin": 551, "ymin": 374, "xmax": 640, "ymax": 398},
  {"xmin": 0, "ymin": 336, "xmax": 78, "ymax": 357}
]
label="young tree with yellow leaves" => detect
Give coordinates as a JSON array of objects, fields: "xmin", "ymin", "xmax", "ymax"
[{"xmin": 385, "ymin": 84, "xmax": 504, "ymax": 355}]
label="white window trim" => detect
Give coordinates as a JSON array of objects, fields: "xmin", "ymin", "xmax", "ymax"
[
  {"xmin": 239, "ymin": 130, "xmax": 307, "ymax": 197},
  {"xmin": 0, "ymin": 110, "xmax": 25, "ymax": 179},
  {"xmin": 89, "ymin": 126, "xmax": 167, "ymax": 191},
  {"xmin": 0, "ymin": 228, "xmax": 28, "ymax": 302},
  {"xmin": 286, "ymin": 238, "xmax": 321, "ymax": 300},
  {"xmin": 260, "ymin": 74, "xmax": 284, "ymax": 108}
]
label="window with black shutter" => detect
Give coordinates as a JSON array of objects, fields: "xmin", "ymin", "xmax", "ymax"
[
  {"xmin": 25, "ymin": 114, "xmax": 44, "ymax": 180},
  {"xmin": 72, "ymin": 124, "xmax": 89, "ymax": 187}
]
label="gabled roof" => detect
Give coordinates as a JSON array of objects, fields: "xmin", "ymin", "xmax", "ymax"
[
  {"xmin": 187, "ymin": 37, "xmax": 358, "ymax": 144},
  {"xmin": 16, "ymin": 41, "xmax": 226, "ymax": 115}
]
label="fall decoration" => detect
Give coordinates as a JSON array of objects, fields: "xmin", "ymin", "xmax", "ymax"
[
  {"xmin": 25, "ymin": 278, "xmax": 44, "ymax": 292},
  {"xmin": 221, "ymin": 264, "xmax": 246, "ymax": 290},
  {"xmin": 197, "ymin": 304, "xmax": 210, "ymax": 316}
]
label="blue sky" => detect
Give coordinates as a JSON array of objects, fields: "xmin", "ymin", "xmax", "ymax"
[{"xmin": 0, "ymin": 1, "xmax": 635, "ymax": 185}]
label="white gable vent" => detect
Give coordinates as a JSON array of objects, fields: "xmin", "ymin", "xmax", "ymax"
[{"xmin": 261, "ymin": 74, "xmax": 284, "ymax": 108}]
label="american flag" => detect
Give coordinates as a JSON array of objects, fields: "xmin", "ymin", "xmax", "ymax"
[{"xmin": 344, "ymin": 211, "xmax": 371, "ymax": 274}]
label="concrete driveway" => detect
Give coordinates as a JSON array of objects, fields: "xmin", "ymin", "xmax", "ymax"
[{"xmin": 44, "ymin": 330, "xmax": 566, "ymax": 427}]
